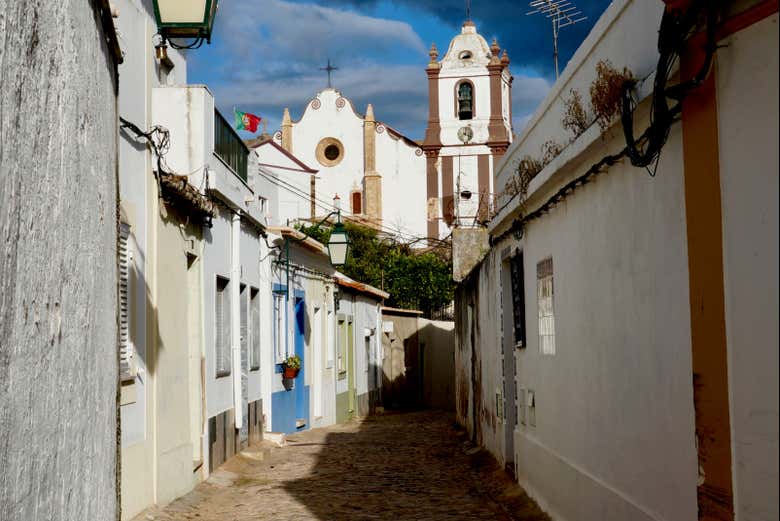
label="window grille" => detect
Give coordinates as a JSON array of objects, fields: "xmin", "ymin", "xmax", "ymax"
[
  {"xmin": 537, "ymin": 258, "xmax": 555, "ymax": 355},
  {"xmin": 510, "ymin": 251, "xmax": 526, "ymax": 347},
  {"xmin": 118, "ymin": 223, "xmax": 135, "ymax": 382},
  {"xmin": 215, "ymin": 277, "xmax": 231, "ymax": 377}
]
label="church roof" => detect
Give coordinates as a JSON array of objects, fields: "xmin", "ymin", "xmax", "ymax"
[{"xmin": 246, "ymin": 136, "xmax": 318, "ymax": 174}]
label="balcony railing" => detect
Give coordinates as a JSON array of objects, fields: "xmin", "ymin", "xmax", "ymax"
[{"xmin": 214, "ymin": 109, "xmax": 248, "ymax": 182}]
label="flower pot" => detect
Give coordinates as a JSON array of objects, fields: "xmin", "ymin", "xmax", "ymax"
[{"xmin": 283, "ymin": 367, "xmax": 300, "ymax": 379}]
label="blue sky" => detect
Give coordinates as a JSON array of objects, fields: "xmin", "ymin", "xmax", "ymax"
[{"xmin": 188, "ymin": 0, "xmax": 611, "ymax": 140}]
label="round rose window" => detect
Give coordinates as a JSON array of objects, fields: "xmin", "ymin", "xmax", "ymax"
[
  {"xmin": 324, "ymin": 144, "xmax": 340, "ymax": 161},
  {"xmin": 316, "ymin": 138, "xmax": 345, "ymax": 167}
]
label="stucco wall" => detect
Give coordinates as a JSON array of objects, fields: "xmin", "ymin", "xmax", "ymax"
[
  {"xmin": 381, "ymin": 313, "xmax": 421, "ymax": 409},
  {"xmin": 0, "ymin": 2, "xmax": 119, "ymax": 519},
  {"xmin": 455, "ymin": 2, "xmax": 711, "ymax": 519},
  {"xmin": 419, "ymin": 319, "xmax": 455, "ymax": 411},
  {"xmin": 715, "ymin": 14, "xmax": 779, "ymax": 521}
]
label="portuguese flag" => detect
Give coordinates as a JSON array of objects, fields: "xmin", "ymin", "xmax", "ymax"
[{"xmin": 234, "ymin": 108, "xmax": 262, "ymax": 133}]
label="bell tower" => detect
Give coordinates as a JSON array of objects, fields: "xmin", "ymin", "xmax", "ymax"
[{"xmin": 423, "ymin": 20, "xmax": 513, "ymax": 238}]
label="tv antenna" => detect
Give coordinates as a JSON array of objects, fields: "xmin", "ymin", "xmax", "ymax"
[{"xmin": 527, "ymin": 0, "xmax": 586, "ymax": 79}]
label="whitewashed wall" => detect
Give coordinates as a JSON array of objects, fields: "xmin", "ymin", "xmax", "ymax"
[
  {"xmin": 715, "ymin": 14, "xmax": 779, "ymax": 521},
  {"xmin": 116, "ymin": 1, "xmax": 188, "ymax": 518},
  {"xmin": 374, "ymin": 129, "xmax": 427, "ymax": 239},
  {"xmin": 288, "ymin": 89, "xmax": 364, "ymax": 211},
  {"xmin": 464, "ymin": 1, "xmax": 704, "ymax": 520}
]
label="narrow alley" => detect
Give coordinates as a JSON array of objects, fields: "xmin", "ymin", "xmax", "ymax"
[{"xmin": 134, "ymin": 411, "xmax": 549, "ymax": 521}]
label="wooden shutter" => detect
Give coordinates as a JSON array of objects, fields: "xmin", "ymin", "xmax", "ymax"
[{"xmin": 119, "ymin": 223, "xmax": 135, "ymax": 382}]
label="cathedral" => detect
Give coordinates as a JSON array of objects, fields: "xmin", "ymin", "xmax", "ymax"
[{"xmin": 266, "ymin": 19, "xmax": 514, "ymax": 242}]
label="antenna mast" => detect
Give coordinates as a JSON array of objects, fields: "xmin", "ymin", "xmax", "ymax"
[{"xmin": 527, "ymin": 0, "xmax": 586, "ymax": 79}]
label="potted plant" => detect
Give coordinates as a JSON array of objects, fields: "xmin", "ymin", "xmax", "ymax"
[{"xmin": 282, "ymin": 354, "xmax": 301, "ymax": 379}]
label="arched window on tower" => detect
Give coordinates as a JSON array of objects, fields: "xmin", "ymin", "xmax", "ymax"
[{"xmin": 458, "ymin": 82, "xmax": 474, "ymax": 120}]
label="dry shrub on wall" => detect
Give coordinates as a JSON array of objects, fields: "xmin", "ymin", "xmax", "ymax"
[
  {"xmin": 504, "ymin": 155, "xmax": 544, "ymax": 200},
  {"xmin": 562, "ymin": 89, "xmax": 590, "ymax": 138},
  {"xmin": 541, "ymin": 140, "xmax": 563, "ymax": 165},
  {"xmin": 590, "ymin": 60, "xmax": 634, "ymax": 133}
]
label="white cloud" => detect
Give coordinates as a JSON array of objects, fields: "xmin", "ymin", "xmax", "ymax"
[{"xmin": 216, "ymin": 0, "xmax": 426, "ymax": 65}]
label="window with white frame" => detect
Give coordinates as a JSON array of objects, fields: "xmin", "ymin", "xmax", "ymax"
[
  {"xmin": 250, "ymin": 287, "xmax": 260, "ymax": 371},
  {"xmin": 273, "ymin": 292, "xmax": 285, "ymax": 363},
  {"xmin": 537, "ymin": 258, "xmax": 555, "ymax": 355},
  {"xmin": 118, "ymin": 223, "xmax": 135, "ymax": 382},
  {"xmin": 215, "ymin": 277, "xmax": 232, "ymax": 377}
]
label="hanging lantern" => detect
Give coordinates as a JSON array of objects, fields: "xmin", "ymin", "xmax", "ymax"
[
  {"xmin": 327, "ymin": 222, "xmax": 350, "ymax": 266},
  {"xmin": 153, "ymin": 0, "xmax": 219, "ymax": 42}
]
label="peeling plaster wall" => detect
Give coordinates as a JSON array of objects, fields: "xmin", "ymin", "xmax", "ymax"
[{"xmin": 0, "ymin": 2, "xmax": 119, "ymax": 520}]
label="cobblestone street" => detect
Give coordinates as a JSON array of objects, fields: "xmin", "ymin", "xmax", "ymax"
[{"xmin": 134, "ymin": 411, "xmax": 549, "ymax": 521}]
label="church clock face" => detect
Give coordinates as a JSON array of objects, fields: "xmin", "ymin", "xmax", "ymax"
[{"xmin": 457, "ymin": 126, "xmax": 474, "ymax": 144}]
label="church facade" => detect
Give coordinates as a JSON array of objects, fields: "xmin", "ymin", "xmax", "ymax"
[
  {"xmin": 272, "ymin": 89, "xmax": 428, "ymax": 241},
  {"xmin": 270, "ymin": 20, "xmax": 513, "ymax": 243}
]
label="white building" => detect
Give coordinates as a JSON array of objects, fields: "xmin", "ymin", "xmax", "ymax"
[
  {"xmin": 334, "ymin": 274, "xmax": 388, "ymax": 421},
  {"xmin": 272, "ymin": 89, "xmax": 428, "ymax": 240},
  {"xmin": 151, "ymin": 85, "xmax": 272, "ymax": 474},
  {"xmin": 422, "ymin": 20, "xmax": 514, "ymax": 237},
  {"xmin": 455, "ymin": 2, "xmax": 778, "ymax": 521},
  {"xmin": 114, "ymin": 2, "xmax": 202, "ymax": 518},
  {"xmin": 116, "ymin": 3, "xmax": 274, "ymax": 510},
  {"xmin": 266, "ymin": 227, "xmax": 339, "ymax": 432},
  {"xmin": 247, "ymin": 137, "xmax": 319, "ymax": 227}
]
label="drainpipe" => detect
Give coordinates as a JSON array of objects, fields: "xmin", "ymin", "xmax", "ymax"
[{"xmin": 231, "ymin": 211, "xmax": 243, "ymax": 431}]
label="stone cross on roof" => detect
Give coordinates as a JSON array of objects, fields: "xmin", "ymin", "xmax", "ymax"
[{"xmin": 320, "ymin": 59, "xmax": 339, "ymax": 88}]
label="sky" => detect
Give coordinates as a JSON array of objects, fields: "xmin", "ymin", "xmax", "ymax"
[{"xmin": 188, "ymin": 0, "xmax": 611, "ymax": 141}]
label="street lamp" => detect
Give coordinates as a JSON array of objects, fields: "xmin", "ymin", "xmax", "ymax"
[
  {"xmin": 152, "ymin": 0, "xmax": 219, "ymax": 44},
  {"xmin": 327, "ymin": 221, "xmax": 350, "ymax": 266}
]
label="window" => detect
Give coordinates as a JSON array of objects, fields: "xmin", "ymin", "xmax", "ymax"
[
  {"xmin": 250, "ymin": 288, "xmax": 260, "ymax": 371},
  {"xmin": 214, "ymin": 109, "xmax": 249, "ymax": 182},
  {"xmin": 337, "ymin": 318, "xmax": 347, "ymax": 378},
  {"xmin": 118, "ymin": 223, "xmax": 135, "ymax": 382},
  {"xmin": 324, "ymin": 144, "xmax": 340, "ymax": 161},
  {"xmin": 537, "ymin": 258, "xmax": 555, "ymax": 355},
  {"xmin": 518, "ymin": 389, "xmax": 526, "ymax": 426},
  {"xmin": 273, "ymin": 292, "xmax": 285, "ymax": 363},
  {"xmin": 215, "ymin": 277, "xmax": 232, "ymax": 377},
  {"xmin": 459, "ymin": 50, "xmax": 473, "ymax": 60},
  {"xmin": 458, "ymin": 82, "xmax": 474, "ymax": 120},
  {"xmin": 510, "ymin": 251, "xmax": 526, "ymax": 348},
  {"xmin": 351, "ymin": 191, "xmax": 362, "ymax": 214},
  {"xmin": 365, "ymin": 335, "xmax": 371, "ymax": 373},
  {"xmin": 315, "ymin": 137, "xmax": 345, "ymax": 167}
]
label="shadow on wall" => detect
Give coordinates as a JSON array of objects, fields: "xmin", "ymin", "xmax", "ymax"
[
  {"xmin": 280, "ymin": 410, "xmax": 550, "ymax": 521},
  {"xmin": 381, "ymin": 317, "xmax": 455, "ymax": 412}
]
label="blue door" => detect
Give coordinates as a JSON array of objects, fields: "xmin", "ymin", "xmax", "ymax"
[{"xmin": 294, "ymin": 297, "xmax": 309, "ymax": 428}]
